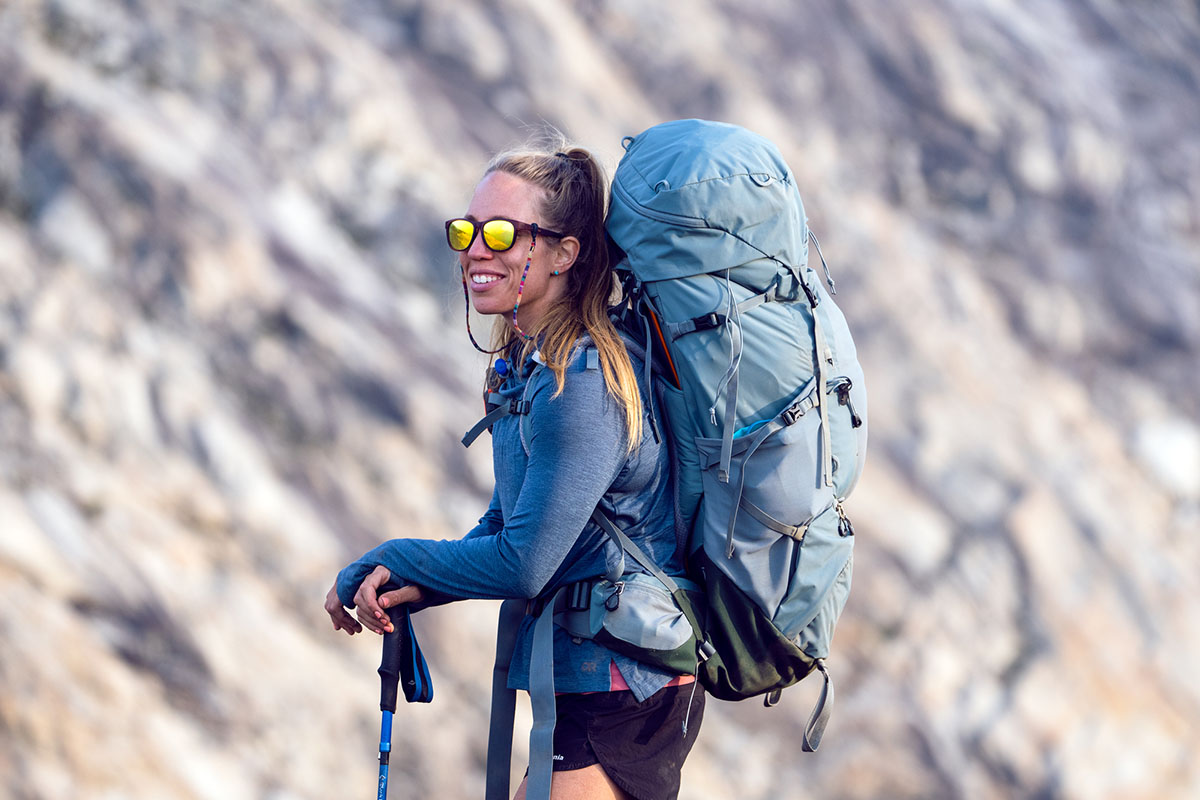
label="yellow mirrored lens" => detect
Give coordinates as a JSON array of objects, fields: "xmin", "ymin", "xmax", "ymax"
[
  {"xmin": 481, "ymin": 220, "xmax": 515, "ymax": 251},
  {"xmin": 448, "ymin": 219, "xmax": 475, "ymax": 250}
]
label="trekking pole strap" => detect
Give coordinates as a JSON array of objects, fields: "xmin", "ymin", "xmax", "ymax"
[
  {"xmin": 397, "ymin": 609, "xmax": 434, "ymax": 704},
  {"xmin": 485, "ymin": 599, "xmax": 525, "ymax": 800}
]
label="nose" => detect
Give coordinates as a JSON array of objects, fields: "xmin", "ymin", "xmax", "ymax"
[{"xmin": 465, "ymin": 230, "xmax": 493, "ymax": 260}]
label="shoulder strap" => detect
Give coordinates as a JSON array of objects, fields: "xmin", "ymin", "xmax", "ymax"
[
  {"xmin": 484, "ymin": 590, "xmax": 565, "ymax": 800},
  {"xmin": 485, "ymin": 599, "xmax": 526, "ymax": 800},
  {"xmin": 590, "ymin": 509, "xmax": 681, "ymax": 595},
  {"xmin": 525, "ymin": 593, "xmax": 559, "ymax": 800}
]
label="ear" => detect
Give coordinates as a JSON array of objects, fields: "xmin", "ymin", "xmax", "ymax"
[{"xmin": 550, "ymin": 236, "xmax": 580, "ymax": 274}]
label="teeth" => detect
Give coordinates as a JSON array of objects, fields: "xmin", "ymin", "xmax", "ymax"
[{"xmin": 472, "ymin": 274, "xmax": 500, "ymax": 285}]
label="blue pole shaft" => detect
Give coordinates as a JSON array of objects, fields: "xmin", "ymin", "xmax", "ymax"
[{"xmin": 377, "ymin": 709, "xmax": 394, "ymax": 800}]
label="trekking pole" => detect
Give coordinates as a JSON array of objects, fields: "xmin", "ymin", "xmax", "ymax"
[{"xmin": 377, "ymin": 616, "xmax": 403, "ymax": 800}]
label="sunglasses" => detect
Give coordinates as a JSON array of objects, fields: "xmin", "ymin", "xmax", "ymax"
[{"xmin": 445, "ymin": 217, "xmax": 565, "ymax": 252}]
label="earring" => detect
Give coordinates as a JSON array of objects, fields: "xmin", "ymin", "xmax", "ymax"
[{"xmin": 552, "ymin": 270, "xmax": 560, "ymax": 276}]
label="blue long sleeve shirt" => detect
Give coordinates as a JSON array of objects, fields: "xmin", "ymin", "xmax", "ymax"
[{"xmin": 336, "ymin": 340, "xmax": 685, "ymax": 700}]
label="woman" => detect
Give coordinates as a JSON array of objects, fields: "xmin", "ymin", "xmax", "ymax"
[{"xmin": 324, "ymin": 142, "xmax": 704, "ymax": 800}]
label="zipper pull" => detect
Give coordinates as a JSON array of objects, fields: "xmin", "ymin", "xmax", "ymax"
[
  {"xmin": 835, "ymin": 499, "xmax": 855, "ymax": 538},
  {"xmin": 604, "ymin": 581, "xmax": 625, "ymax": 611},
  {"xmin": 835, "ymin": 380, "xmax": 863, "ymax": 428}
]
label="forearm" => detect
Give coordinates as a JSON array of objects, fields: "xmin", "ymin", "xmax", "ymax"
[{"xmin": 336, "ymin": 531, "xmax": 559, "ymax": 607}]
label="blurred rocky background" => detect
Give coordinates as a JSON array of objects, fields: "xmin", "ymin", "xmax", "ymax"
[{"xmin": 2, "ymin": 1, "xmax": 1198, "ymax": 798}]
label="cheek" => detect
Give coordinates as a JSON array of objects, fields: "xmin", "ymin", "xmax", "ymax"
[{"xmin": 498, "ymin": 250, "xmax": 526, "ymax": 279}]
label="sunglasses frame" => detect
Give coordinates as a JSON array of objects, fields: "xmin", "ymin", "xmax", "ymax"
[{"xmin": 445, "ymin": 217, "xmax": 566, "ymax": 252}]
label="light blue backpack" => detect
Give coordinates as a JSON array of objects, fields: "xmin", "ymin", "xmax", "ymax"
[
  {"xmin": 605, "ymin": 118, "xmax": 868, "ymax": 744},
  {"xmin": 481, "ymin": 120, "xmax": 868, "ymax": 800}
]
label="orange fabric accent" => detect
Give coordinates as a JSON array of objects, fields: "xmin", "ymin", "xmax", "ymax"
[
  {"xmin": 607, "ymin": 660, "xmax": 694, "ymax": 692},
  {"xmin": 646, "ymin": 307, "xmax": 681, "ymax": 388}
]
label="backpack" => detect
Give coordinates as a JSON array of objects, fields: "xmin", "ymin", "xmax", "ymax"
[{"xmin": 604, "ymin": 118, "xmax": 868, "ymax": 747}]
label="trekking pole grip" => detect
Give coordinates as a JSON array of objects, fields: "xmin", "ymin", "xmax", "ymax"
[
  {"xmin": 379, "ymin": 623, "xmax": 403, "ymax": 713},
  {"xmin": 376, "ymin": 583, "xmax": 405, "ymax": 800}
]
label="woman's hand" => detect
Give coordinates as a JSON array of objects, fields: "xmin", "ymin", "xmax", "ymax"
[
  {"xmin": 325, "ymin": 565, "xmax": 427, "ymax": 636},
  {"xmin": 324, "ymin": 581, "xmax": 363, "ymax": 635},
  {"xmin": 355, "ymin": 566, "xmax": 428, "ymax": 635}
]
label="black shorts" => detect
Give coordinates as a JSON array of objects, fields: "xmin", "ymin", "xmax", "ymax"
[{"xmin": 550, "ymin": 682, "xmax": 705, "ymax": 800}]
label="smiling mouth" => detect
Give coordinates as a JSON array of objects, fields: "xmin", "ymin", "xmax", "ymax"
[{"xmin": 471, "ymin": 274, "xmax": 502, "ymax": 286}]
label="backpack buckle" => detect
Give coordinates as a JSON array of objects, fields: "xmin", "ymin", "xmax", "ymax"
[
  {"xmin": 694, "ymin": 312, "xmax": 727, "ymax": 332},
  {"xmin": 781, "ymin": 400, "xmax": 809, "ymax": 426},
  {"xmin": 567, "ymin": 580, "xmax": 592, "ymax": 612}
]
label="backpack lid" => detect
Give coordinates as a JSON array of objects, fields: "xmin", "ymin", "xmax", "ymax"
[{"xmin": 607, "ymin": 119, "xmax": 809, "ymax": 281}]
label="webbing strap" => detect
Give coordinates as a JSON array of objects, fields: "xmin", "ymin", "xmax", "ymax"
[
  {"xmin": 734, "ymin": 279, "xmax": 780, "ymax": 317},
  {"xmin": 590, "ymin": 509, "xmax": 682, "ymax": 595},
  {"xmin": 717, "ymin": 355, "xmax": 740, "ymax": 484},
  {"xmin": 462, "ymin": 394, "xmax": 531, "ymax": 448},
  {"xmin": 809, "ymin": 231, "xmax": 837, "ymax": 296},
  {"xmin": 739, "ymin": 495, "xmax": 808, "ymax": 540},
  {"xmin": 809, "ymin": 294, "xmax": 835, "ymax": 489},
  {"xmin": 713, "ymin": 310, "xmax": 743, "ymax": 484},
  {"xmin": 526, "ymin": 590, "xmax": 561, "ymax": 800},
  {"xmin": 484, "ymin": 599, "xmax": 525, "ymax": 800},
  {"xmin": 801, "ymin": 660, "xmax": 834, "ymax": 752},
  {"xmin": 662, "ymin": 279, "xmax": 780, "ymax": 341},
  {"xmin": 664, "ymin": 312, "xmax": 723, "ymax": 341}
]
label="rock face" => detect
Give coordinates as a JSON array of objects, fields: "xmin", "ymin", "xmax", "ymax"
[{"xmin": 2, "ymin": 1, "xmax": 1198, "ymax": 798}]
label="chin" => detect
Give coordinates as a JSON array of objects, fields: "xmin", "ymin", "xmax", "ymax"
[{"xmin": 471, "ymin": 299, "xmax": 514, "ymax": 318}]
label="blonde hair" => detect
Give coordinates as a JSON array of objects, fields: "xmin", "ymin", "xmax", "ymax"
[{"xmin": 482, "ymin": 142, "xmax": 643, "ymax": 450}]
